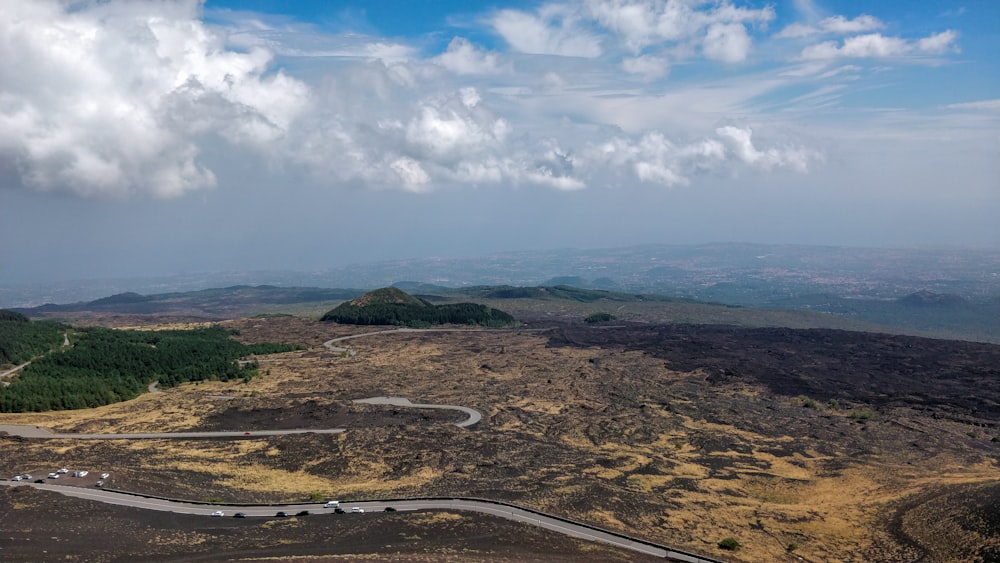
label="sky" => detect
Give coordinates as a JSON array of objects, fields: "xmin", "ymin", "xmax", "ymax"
[{"xmin": 1, "ymin": 0, "xmax": 998, "ymax": 285}]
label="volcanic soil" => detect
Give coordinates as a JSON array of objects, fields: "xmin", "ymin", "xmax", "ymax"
[{"xmin": 1, "ymin": 316, "xmax": 998, "ymax": 562}]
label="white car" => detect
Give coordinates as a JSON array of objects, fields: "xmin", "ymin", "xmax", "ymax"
[
  {"xmin": 77, "ymin": 470, "xmax": 88, "ymax": 477},
  {"xmin": 56, "ymin": 468, "xmax": 68, "ymax": 474},
  {"xmin": 21, "ymin": 474, "xmax": 32, "ymax": 480},
  {"xmin": 10, "ymin": 476, "xmax": 22, "ymax": 481},
  {"xmin": 351, "ymin": 507, "xmax": 364, "ymax": 513},
  {"xmin": 323, "ymin": 501, "xmax": 340, "ymax": 508},
  {"xmin": 210, "ymin": 511, "xmax": 224, "ymax": 517},
  {"xmin": 48, "ymin": 472, "xmax": 58, "ymax": 479},
  {"xmin": 100, "ymin": 473, "xmax": 110, "ymax": 480}
]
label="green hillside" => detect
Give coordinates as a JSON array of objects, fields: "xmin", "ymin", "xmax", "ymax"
[
  {"xmin": 321, "ymin": 288, "xmax": 516, "ymax": 328},
  {"xmin": 0, "ymin": 325, "xmax": 298, "ymax": 412},
  {"xmin": 0, "ymin": 311, "xmax": 67, "ymax": 366}
]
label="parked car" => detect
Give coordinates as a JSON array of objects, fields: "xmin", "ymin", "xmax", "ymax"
[
  {"xmin": 10, "ymin": 476, "xmax": 21, "ymax": 481},
  {"xmin": 100, "ymin": 473, "xmax": 110, "ymax": 480},
  {"xmin": 34, "ymin": 479, "xmax": 44, "ymax": 484},
  {"xmin": 56, "ymin": 468, "xmax": 68, "ymax": 474},
  {"xmin": 95, "ymin": 481, "xmax": 104, "ymax": 487},
  {"xmin": 275, "ymin": 511, "xmax": 288, "ymax": 517},
  {"xmin": 20, "ymin": 474, "xmax": 32, "ymax": 480},
  {"xmin": 47, "ymin": 473, "xmax": 58, "ymax": 479},
  {"xmin": 210, "ymin": 511, "xmax": 225, "ymax": 517},
  {"xmin": 233, "ymin": 512, "xmax": 247, "ymax": 518},
  {"xmin": 324, "ymin": 500, "xmax": 340, "ymax": 508},
  {"xmin": 72, "ymin": 470, "xmax": 89, "ymax": 477}
]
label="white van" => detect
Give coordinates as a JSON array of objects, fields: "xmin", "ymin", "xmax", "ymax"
[{"xmin": 324, "ymin": 501, "xmax": 340, "ymax": 508}]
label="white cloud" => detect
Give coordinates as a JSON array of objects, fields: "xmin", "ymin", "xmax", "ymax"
[
  {"xmin": 390, "ymin": 157, "xmax": 430, "ymax": 192},
  {"xmin": 0, "ymin": 0, "xmax": 828, "ymax": 201},
  {"xmin": 715, "ymin": 126, "xmax": 818, "ymax": 171},
  {"xmin": 586, "ymin": 0, "xmax": 774, "ymax": 55},
  {"xmin": 944, "ymin": 99, "xmax": 1000, "ymax": 111},
  {"xmin": 492, "ymin": 6, "xmax": 602, "ymax": 57},
  {"xmin": 702, "ymin": 23, "xmax": 752, "ymax": 63},
  {"xmin": 434, "ymin": 37, "xmax": 501, "ymax": 74},
  {"xmin": 776, "ymin": 14, "xmax": 883, "ymax": 38},
  {"xmin": 917, "ymin": 30, "xmax": 960, "ymax": 54},
  {"xmin": 621, "ymin": 54, "xmax": 670, "ymax": 79},
  {"xmin": 801, "ymin": 30, "xmax": 959, "ymax": 60},
  {"xmin": 578, "ymin": 126, "xmax": 816, "ymax": 187},
  {"xmin": 0, "ymin": 0, "xmax": 307, "ymax": 198}
]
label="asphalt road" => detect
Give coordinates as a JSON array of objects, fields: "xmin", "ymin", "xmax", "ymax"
[
  {"xmin": 353, "ymin": 396, "xmax": 482, "ymax": 428},
  {"xmin": 0, "ymin": 481, "xmax": 723, "ymax": 562},
  {"xmin": 0, "ymin": 424, "xmax": 347, "ymax": 440}
]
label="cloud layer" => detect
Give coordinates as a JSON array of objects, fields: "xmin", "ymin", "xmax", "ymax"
[{"xmin": 0, "ymin": 0, "xmax": 972, "ymax": 200}]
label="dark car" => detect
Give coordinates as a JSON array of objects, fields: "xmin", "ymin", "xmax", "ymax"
[
  {"xmin": 296, "ymin": 510, "xmax": 310, "ymax": 516},
  {"xmin": 334, "ymin": 507, "xmax": 345, "ymax": 514},
  {"xmin": 34, "ymin": 479, "xmax": 45, "ymax": 484},
  {"xmin": 275, "ymin": 511, "xmax": 288, "ymax": 517},
  {"xmin": 384, "ymin": 506, "xmax": 396, "ymax": 512},
  {"xmin": 233, "ymin": 512, "xmax": 247, "ymax": 518}
]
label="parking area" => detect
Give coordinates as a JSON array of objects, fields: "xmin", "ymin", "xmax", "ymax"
[{"xmin": 10, "ymin": 468, "xmax": 111, "ymax": 488}]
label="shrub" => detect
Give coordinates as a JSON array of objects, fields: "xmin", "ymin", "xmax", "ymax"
[
  {"xmin": 309, "ymin": 492, "xmax": 325, "ymax": 502},
  {"xmin": 849, "ymin": 409, "xmax": 873, "ymax": 420},
  {"xmin": 584, "ymin": 312, "xmax": 615, "ymax": 323},
  {"xmin": 717, "ymin": 537, "xmax": 740, "ymax": 551}
]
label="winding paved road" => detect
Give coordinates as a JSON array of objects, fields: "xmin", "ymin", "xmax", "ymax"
[
  {"xmin": 354, "ymin": 396, "xmax": 482, "ymax": 428},
  {"xmin": 0, "ymin": 481, "xmax": 721, "ymax": 562}
]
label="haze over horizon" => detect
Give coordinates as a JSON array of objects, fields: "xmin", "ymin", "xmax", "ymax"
[{"xmin": 2, "ymin": 0, "xmax": 998, "ymax": 285}]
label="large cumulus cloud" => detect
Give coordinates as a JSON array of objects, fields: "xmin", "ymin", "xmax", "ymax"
[{"xmin": 0, "ymin": 0, "xmax": 306, "ymax": 198}]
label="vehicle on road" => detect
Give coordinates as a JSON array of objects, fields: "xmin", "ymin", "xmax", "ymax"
[
  {"xmin": 233, "ymin": 512, "xmax": 247, "ymax": 518},
  {"xmin": 351, "ymin": 507, "xmax": 364, "ymax": 513},
  {"xmin": 296, "ymin": 510, "xmax": 310, "ymax": 516},
  {"xmin": 210, "ymin": 511, "xmax": 224, "ymax": 517},
  {"xmin": 34, "ymin": 479, "xmax": 44, "ymax": 484},
  {"xmin": 384, "ymin": 506, "xmax": 396, "ymax": 512},
  {"xmin": 10, "ymin": 476, "xmax": 21, "ymax": 481},
  {"xmin": 275, "ymin": 511, "xmax": 288, "ymax": 517},
  {"xmin": 21, "ymin": 474, "xmax": 32, "ymax": 480},
  {"xmin": 324, "ymin": 500, "xmax": 340, "ymax": 508},
  {"xmin": 334, "ymin": 507, "xmax": 345, "ymax": 514}
]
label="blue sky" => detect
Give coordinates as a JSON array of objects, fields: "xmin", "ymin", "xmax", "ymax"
[{"xmin": 1, "ymin": 0, "xmax": 997, "ymax": 284}]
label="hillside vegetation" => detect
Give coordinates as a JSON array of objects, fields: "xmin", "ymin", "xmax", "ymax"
[
  {"xmin": 321, "ymin": 287, "xmax": 516, "ymax": 328},
  {"xmin": 0, "ymin": 310, "xmax": 66, "ymax": 366},
  {"xmin": 0, "ymin": 324, "xmax": 297, "ymax": 412}
]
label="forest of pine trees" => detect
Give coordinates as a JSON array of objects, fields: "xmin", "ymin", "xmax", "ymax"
[{"xmin": 0, "ymin": 320, "xmax": 296, "ymax": 412}]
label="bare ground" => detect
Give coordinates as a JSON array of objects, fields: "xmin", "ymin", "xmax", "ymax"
[{"xmin": 2, "ymin": 316, "xmax": 998, "ymax": 562}]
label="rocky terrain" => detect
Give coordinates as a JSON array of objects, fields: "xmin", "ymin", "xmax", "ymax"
[{"xmin": 1, "ymin": 316, "xmax": 998, "ymax": 561}]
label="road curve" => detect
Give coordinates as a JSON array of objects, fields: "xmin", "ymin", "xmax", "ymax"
[
  {"xmin": 0, "ymin": 481, "xmax": 723, "ymax": 563},
  {"xmin": 354, "ymin": 396, "xmax": 482, "ymax": 428}
]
